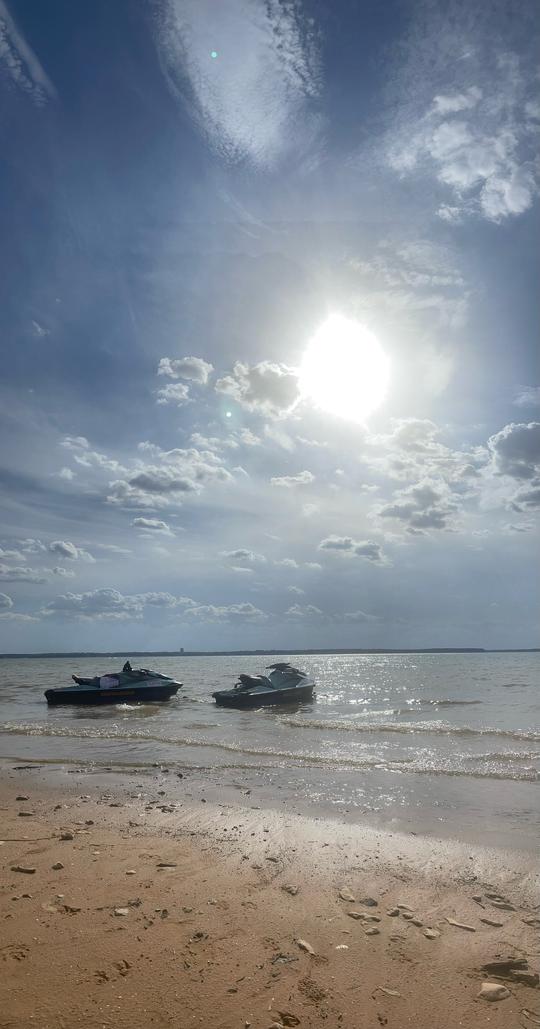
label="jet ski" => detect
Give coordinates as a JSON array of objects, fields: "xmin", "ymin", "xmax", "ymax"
[
  {"xmin": 45, "ymin": 664, "xmax": 182, "ymax": 706},
  {"xmin": 212, "ymin": 662, "xmax": 315, "ymax": 708}
]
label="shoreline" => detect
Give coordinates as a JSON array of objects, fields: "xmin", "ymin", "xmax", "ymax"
[
  {"xmin": 1, "ymin": 765, "xmax": 538, "ymax": 1028},
  {"xmin": 2, "ymin": 648, "xmax": 539, "ymax": 658}
]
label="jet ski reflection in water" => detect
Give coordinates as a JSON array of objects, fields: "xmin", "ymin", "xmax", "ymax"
[
  {"xmin": 45, "ymin": 661, "xmax": 182, "ymax": 706},
  {"xmin": 212, "ymin": 662, "xmax": 315, "ymax": 708}
]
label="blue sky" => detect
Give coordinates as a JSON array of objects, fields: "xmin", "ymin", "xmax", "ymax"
[{"xmin": 0, "ymin": 0, "xmax": 538, "ymax": 652}]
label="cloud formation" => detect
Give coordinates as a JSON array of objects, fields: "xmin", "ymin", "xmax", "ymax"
[
  {"xmin": 215, "ymin": 361, "xmax": 300, "ymax": 417},
  {"xmin": 158, "ymin": 356, "xmax": 213, "ymax": 384},
  {"xmin": 185, "ymin": 602, "xmax": 267, "ymax": 623},
  {"xmin": 153, "ymin": 0, "xmax": 322, "ymax": 168},
  {"xmin": 270, "ymin": 470, "xmax": 314, "ymax": 487},
  {"xmin": 318, "ymin": 536, "xmax": 386, "ymax": 562},
  {"xmin": 0, "ymin": 0, "xmax": 57, "ymax": 105}
]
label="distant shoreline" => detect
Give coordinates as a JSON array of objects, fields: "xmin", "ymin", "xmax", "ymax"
[{"xmin": 1, "ymin": 647, "xmax": 538, "ymax": 658}]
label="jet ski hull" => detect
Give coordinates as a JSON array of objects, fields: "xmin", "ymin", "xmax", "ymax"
[
  {"xmin": 45, "ymin": 683, "xmax": 180, "ymax": 706},
  {"xmin": 213, "ymin": 682, "xmax": 314, "ymax": 708}
]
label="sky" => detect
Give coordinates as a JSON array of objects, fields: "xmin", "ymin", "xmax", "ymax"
[{"xmin": 0, "ymin": 0, "xmax": 539, "ymax": 653}]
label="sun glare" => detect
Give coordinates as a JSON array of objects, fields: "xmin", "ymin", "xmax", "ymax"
[{"xmin": 299, "ymin": 315, "xmax": 390, "ymax": 422}]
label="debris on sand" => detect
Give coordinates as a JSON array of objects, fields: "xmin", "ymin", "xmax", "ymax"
[
  {"xmin": 360, "ymin": 897, "xmax": 378, "ymax": 907},
  {"xmin": 282, "ymin": 884, "xmax": 299, "ymax": 896},
  {"xmin": 478, "ymin": 982, "xmax": 511, "ymax": 1001},
  {"xmin": 445, "ymin": 917, "xmax": 475, "ymax": 931},
  {"xmin": 480, "ymin": 917, "xmax": 503, "ymax": 927},
  {"xmin": 423, "ymin": 928, "xmax": 440, "ymax": 939},
  {"xmin": 387, "ymin": 908, "xmax": 400, "ymax": 917},
  {"xmin": 364, "ymin": 927, "xmax": 380, "ymax": 936},
  {"xmin": 15, "ymin": 795, "xmax": 29, "ymax": 801},
  {"xmin": 296, "ymin": 938, "xmax": 315, "ymax": 955},
  {"xmin": 481, "ymin": 958, "xmax": 528, "ymax": 976},
  {"xmin": 114, "ymin": 907, "xmax": 130, "ymax": 917},
  {"xmin": 511, "ymin": 971, "xmax": 539, "ymax": 987},
  {"xmin": 11, "ymin": 865, "xmax": 36, "ymax": 874},
  {"xmin": 375, "ymin": 987, "xmax": 401, "ymax": 998},
  {"xmin": 339, "ymin": 888, "xmax": 355, "ymax": 902},
  {"xmin": 18, "ymin": 811, "xmax": 34, "ymax": 817},
  {"xmin": 52, "ymin": 862, "xmax": 64, "ymax": 870},
  {"xmin": 60, "ymin": 832, "xmax": 74, "ymax": 841}
]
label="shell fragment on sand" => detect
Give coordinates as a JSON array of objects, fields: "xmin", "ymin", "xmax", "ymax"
[
  {"xmin": 296, "ymin": 938, "xmax": 315, "ymax": 955},
  {"xmin": 339, "ymin": 888, "xmax": 355, "ymax": 902},
  {"xmin": 445, "ymin": 917, "xmax": 476, "ymax": 931},
  {"xmin": 11, "ymin": 865, "xmax": 36, "ymax": 874}
]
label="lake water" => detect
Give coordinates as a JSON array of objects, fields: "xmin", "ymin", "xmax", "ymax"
[{"xmin": 0, "ymin": 652, "xmax": 538, "ymax": 850}]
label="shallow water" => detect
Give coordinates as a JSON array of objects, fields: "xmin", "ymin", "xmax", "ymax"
[{"xmin": 0, "ymin": 652, "xmax": 538, "ymax": 849}]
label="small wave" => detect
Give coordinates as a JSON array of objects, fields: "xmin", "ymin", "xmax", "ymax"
[
  {"xmin": 427, "ymin": 699, "xmax": 482, "ymax": 707},
  {"xmin": 278, "ymin": 717, "xmax": 540, "ymax": 742},
  {"xmin": 0, "ymin": 722, "xmax": 538, "ymax": 782}
]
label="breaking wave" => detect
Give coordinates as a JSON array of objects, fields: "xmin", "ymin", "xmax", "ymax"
[{"xmin": 278, "ymin": 717, "xmax": 540, "ymax": 742}]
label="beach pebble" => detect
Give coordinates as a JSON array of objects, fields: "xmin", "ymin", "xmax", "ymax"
[
  {"xmin": 347, "ymin": 911, "xmax": 364, "ymax": 920},
  {"xmin": 60, "ymin": 832, "xmax": 74, "ymax": 841},
  {"xmin": 157, "ymin": 862, "xmax": 177, "ymax": 868},
  {"xmin": 360, "ymin": 897, "xmax": 378, "ymax": 907},
  {"xmin": 277, "ymin": 1014, "xmax": 300, "ymax": 1027},
  {"xmin": 490, "ymin": 900, "xmax": 515, "ymax": 911},
  {"xmin": 478, "ymin": 982, "xmax": 511, "ymax": 1001},
  {"xmin": 480, "ymin": 917, "xmax": 504, "ymax": 927},
  {"xmin": 125, "ymin": 870, "xmax": 136, "ymax": 875},
  {"xmin": 446, "ymin": 917, "xmax": 476, "ymax": 931},
  {"xmin": 15, "ymin": 795, "xmax": 29, "ymax": 801},
  {"xmin": 63, "ymin": 904, "xmax": 81, "ymax": 914},
  {"xmin": 423, "ymin": 928, "xmax": 440, "ymax": 939},
  {"xmin": 339, "ymin": 888, "xmax": 355, "ymax": 902},
  {"xmin": 11, "ymin": 865, "xmax": 36, "ymax": 874},
  {"xmin": 335, "ymin": 944, "xmax": 349, "ymax": 950},
  {"xmin": 281, "ymin": 884, "xmax": 299, "ymax": 896},
  {"xmin": 401, "ymin": 911, "xmax": 415, "ymax": 920},
  {"xmin": 296, "ymin": 938, "xmax": 315, "ymax": 955},
  {"xmin": 52, "ymin": 862, "xmax": 64, "ymax": 870},
  {"xmin": 266, "ymin": 855, "xmax": 279, "ymax": 862},
  {"xmin": 114, "ymin": 908, "xmax": 130, "ymax": 917},
  {"xmin": 387, "ymin": 908, "xmax": 400, "ymax": 917},
  {"xmin": 18, "ymin": 811, "xmax": 34, "ymax": 817},
  {"xmin": 364, "ymin": 927, "xmax": 380, "ymax": 936}
]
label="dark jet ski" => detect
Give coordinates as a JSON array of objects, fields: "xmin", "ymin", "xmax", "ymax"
[
  {"xmin": 45, "ymin": 663, "xmax": 182, "ymax": 706},
  {"xmin": 213, "ymin": 662, "xmax": 315, "ymax": 708}
]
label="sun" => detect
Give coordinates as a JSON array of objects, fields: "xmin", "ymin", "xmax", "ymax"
[{"xmin": 298, "ymin": 315, "xmax": 390, "ymax": 422}]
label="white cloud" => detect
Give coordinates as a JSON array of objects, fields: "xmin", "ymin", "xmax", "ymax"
[
  {"xmin": 153, "ymin": 0, "xmax": 322, "ymax": 169},
  {"xmin": 215, "ymin": 360, "xmax": 300, "ymax": 417},
  {"xmin": 184, "ymin": 602, "xmax": 267, "ymax": 623},
  {"xmin": 157, "ymin": 356, "xmax": 213, "ymax": 383},
  {"xmin": 42, "ymin": 588, "xmax": 196, "ymax": 621},
  {"xmin": 221, "ymin": 549, "xmax": 267, "ymax": 568},
  {"xmin": 58, "ymin": 467, "xmax": 75, "ymax": 481},
  {"xmin": 155, "ymin": 382, "xmax": 191, "ymax": 406},
  {"xmin": 513, "ymin": 386, "xmax": 540, "ymax": 408},
  {"xmin": 270, "ymin": 470, "xmax": 314, "ymax": 487},
  {"xmin": 387, "ymin": 51, "xmax": 539, "ymax": 222},
  {"xmin": 107, "ymin": 445, "xmax": 233, "ymax": 507},
  {"xmin": 343, "ymin": 609, "xmax": 375, "ymax": 622},
  {"xmin": 49, "ymin": 540, "xmax": 95, "ymax": 562},
  {"xmin": 287, "ymin": 585, "xmax": 305, "ymax": 595},
  {"xmin": 53, "ymin": 567, "xmax": 76, "ymax": 578},
  {"xmin": 132, "ymin": 517, "xmax": 174, "ymax": 536},
  {"xmin": 285, "ymin": 603, "xmax": 324, "ymax": 618},
  {"xmin": 487, "ymin": 422, "xmax": 540, "ymax": 480},
  {"xmin": 318, "ymin": 536, "xmax": 387, "ymax": 562},
  {"xmin": 378, "ymin": 480, "xmax": 459, "ymax": 534},
  {"xmin": 0, "ymin": 0, "xmax": 57, "ymax": 106},
  {"xmin": 0, "ymin": 564, "xmax": 48, "ymax": 583},
  {"xmin": 0, "ymin": 592, "xmax": 13, "ymax": 610}
]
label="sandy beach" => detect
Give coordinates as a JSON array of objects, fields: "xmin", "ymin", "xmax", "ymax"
[{"xmin": 1, "ymin": 762, "xmax": 539, "ymax": 1029}]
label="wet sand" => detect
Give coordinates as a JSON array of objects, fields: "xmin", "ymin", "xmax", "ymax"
[{"xmin": 1, "ymin": 763, "xmax": 539, "ymax": 1029}]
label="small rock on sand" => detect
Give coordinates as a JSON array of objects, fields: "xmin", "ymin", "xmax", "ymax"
[
  {"xmin": 339, "ymin": 888, "xmax": 355, "ymax": 902},
  {"xmin": 364, "ymin": 927, "xmax": 380, "ymax": 935},
  {"xmin": 52, "ymin": 862, "xmax": 64, "ymax": 870},
  {"xmin": 18, "ymin": 812, "xmax": 34, "ymax": 817},
  {"xmin": 511, "ymin": 971, "xmax": 539, "ymax": 987},
  {"xmin": 125, "ymin": 870, "xmax": 136, "ymax": 875},
  {"xmin": 360, "ymin": 897, "xmax": 378, "ymax": 907},
  {"xmin": 281, "ymin": 884, "xmax": 299, "ymax": 896},
  {"xmin": 11, "ymin": 865, "xmax": 36, "ymax": 874},
  {"xmin": 445, "ymin": 917, "xmax": 475, "ymax": 931},
  {"xmin": 266, "ymin": 855, "xmax": 279, "ymax": 863},
  {"xmin": 15, "ymin": 795, "xmax": 29, "ymax": 801},
  {"xmin": 411, "ymin": 918, "xmax": 423, "ymax": 927},
  {"xmin": 423, "ymin": 928, "xmax": 440, "ymax": 939},
  {"xmin": 480, "ymin": 917, "xmax": 503, "ymax": 927},
  {"xmin": 478, "ymin": 982, "xmax": 511, "ymax": 1001},
  {"xmin": 387, "ymin": 908, "xmax": 400, "ymax": 917},
  {"xmin": 296, "ymin": 938, "xmax": 315, "ymax": 955},
  {"xmin": 60, "ymin": 832, "xmax": 74, "ymax": 841},
  {"xmin": 481, "ymin": 958, "xmax": 527, "ymax": 976},
  {"xmin": 401, "ymin": 911, "xmax": 414, "ymax": 920},
  {"xmin": 114, "ymin": 907, "xmax": 130, "ymax": 917}
]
